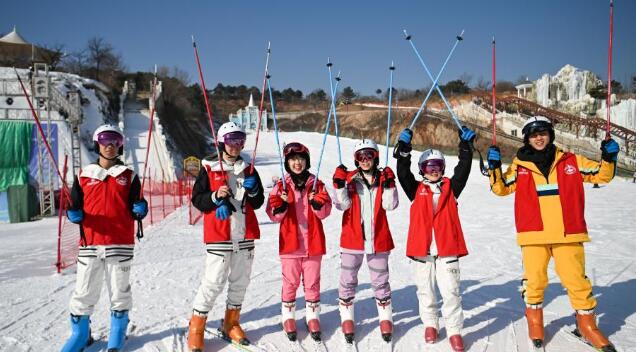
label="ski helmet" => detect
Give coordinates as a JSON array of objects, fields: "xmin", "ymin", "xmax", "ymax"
[
  {"xmin": 217, "ymin": 122, "xmax": 246, "ymax": 150},
  {"xmin": 283, "ymin": 142, "xmax": 310, "ymax": 173},
  {"xmin": 353, "ymin": 139, "xmax": 379, "ymax": 167},
  {"xmin": 521, "ymin": 116, "xmax": 554, "ymax": 144},
  {"xmin": 418, "ymin": 149, "xmax": 445, "ymax": 175},
  {"xmin": 93, "ymin": 124, "xmax": 124, "ymax": 157}
]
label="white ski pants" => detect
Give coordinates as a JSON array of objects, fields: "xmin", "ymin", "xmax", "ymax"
[
  {"xmin": 413, "ymin": 256, "xmax": 463, "ymax": 336},
  {"xmin": 192, "ymin": 248, "xmax": 255, "ymax": 313},
  {"xmin": 69, "ymin": 246, "xmax": 134, "ymax": 316}
]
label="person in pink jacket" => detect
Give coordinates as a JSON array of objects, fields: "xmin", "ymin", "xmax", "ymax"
[{"xmin": 266, "ymin": 142, "xmax": 332, "ymax": 343}]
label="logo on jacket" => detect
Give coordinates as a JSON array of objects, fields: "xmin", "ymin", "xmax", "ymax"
[
  {"xmin": 518, "ymin": 169, "xmax": 529, "ymax": 175},
  {"xmin": 116, "ymin": 176, "xmax": 128, "ymax": 186},
  {"xmin": 87, "ymin": 179, "xmax": 100, "ymax": 186},
  {"xmin": 564, "ymin": 164, "xmax": 577, "ymax": 175}
]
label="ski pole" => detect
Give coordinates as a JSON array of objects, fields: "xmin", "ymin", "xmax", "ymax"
[
  {"xmin": 140, "ymin": 64, "xmax": 158, "ymax": 197},
  {"xmin": 605, "ymin": 0, "xmax": 614, "ymax": 139},
  {"xmin": 249, "ymin": 42, "xmax": 272, "ymax": 173},
  {"xmin": 266, "ymin": 75, "xmax": 286, "ymax": 191},
  {"xmin": 385, "ymin": 61, "xmax": 395, "ymax": 167},
  {"xmin": 491, "ymin": 36, "xmax": 497, "ymax": 146},
  {"xmin": 313, "ymin": 73, "xmax": 342, "ymax": 191},
  {"xmin": 407, "ymin": 30, "xmax": 464, "ymax": 130},
  {"xmin": 192, "ymin": 36, "xmax": 227, "ymax": 184},
  {"xmin": 327, "ymin": 58, "xmax": 343, "ymax": 165},
  {"xmin": 14, "ymin": 68, "xmax": 69, "ymax": 194},
  {"xmin": 403, "ymin": 29, "xmax": 463, "ymax": 130}
]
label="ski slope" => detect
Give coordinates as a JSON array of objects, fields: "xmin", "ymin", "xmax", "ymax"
[{"xmin": 1, "ymin": 131, "xmax": 635, "ymax": 351}]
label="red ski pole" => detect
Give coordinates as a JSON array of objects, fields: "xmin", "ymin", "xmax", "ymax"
[
  {"xmin": 192, "ymin": 36, "xmax": 227, "ymax": 184},
  {"xmin": 605, "ymin": 0, "xmax": 614, "ymax": 139},
  {"xmin": 491, "ymin": 36, "xmax": 497, "ymax": 146},
  {"xmin": 249, "ymin": 42, "xmax": 272, "ymax": 174}
]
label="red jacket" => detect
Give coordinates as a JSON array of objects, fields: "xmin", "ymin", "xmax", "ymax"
[
  {"xmin": 514, "ymin": 152, "xmax": 587, "ymax": 234},
  {"xmin": 406, "ymin": 178, "xmax": 468, "ymax": 257},
  {"xmin": 269, "ymin": 175, "xmax": 330, "ymax": 256},
  {"xmin": 202, "ymin": 162, "xmax": 261, "ymax": 243},
  {"xmin": 340, "ymin": 171, "xmax": 395, "ymax": 252},
  {"xmin": 78, "ymin": 164, "xmax": 136, "ymax": 245}
]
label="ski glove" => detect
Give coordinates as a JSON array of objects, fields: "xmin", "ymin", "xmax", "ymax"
[
  {"xmin": 243, "ymin": 175, "xmax": 259, "ymax": 193},
  {"xmin": 393, "ymin": 128, "xmax": 413, "ymax": 159},
  {"xmin": 67, "ymin": 209, "xmax": 84, "ymax": 224},
  {"xmin": 459, "ymin": 126, "xmax": 476, "ymax": 143},
  {"xmin": 132, "ymin": 200, "xmax": 148, "ymax": 220},
  {"xmin": 333, "ymin": 165, "xmax": 348, "ymax": 189},
  {"xmin": 215, "ymin": 201, "xmax": 231, "ymax": 221},
  {"xmin": 309, "ymin": 191, "xmax": 329, "ymax": 211},
  {"xmin": 381, "ymin": 167, "xmax": 396, "ymax": 188},
  {"xmin": 601, "ymin": 138, "xmax": 619, "ymax": 162},
  {"xmin": 487, "ymin": 146, "xmax": 502, "ymax": 169}
]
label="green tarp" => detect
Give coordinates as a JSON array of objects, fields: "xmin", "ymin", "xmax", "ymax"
[
  {"xmin": 0, "ymin": 121, "xmax": 33, "ymax": 192},
  {"xmin": 7, "ymin": 184, "xmax": 38, "ymax": 222}
]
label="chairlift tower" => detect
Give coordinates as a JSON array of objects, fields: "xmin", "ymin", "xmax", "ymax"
[{"xmin": 31, "ymin": 62, "xmax": 54, "ymax": 216}]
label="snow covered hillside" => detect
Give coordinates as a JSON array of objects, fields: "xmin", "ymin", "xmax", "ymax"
[{"xmin": 1, "ymin": 131, "xmax": 635, "ymax": 351}]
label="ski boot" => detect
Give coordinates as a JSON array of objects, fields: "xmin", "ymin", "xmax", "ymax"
[
  {"xmin": 574, "ymin": 310, "xmax": 616, "ymax": 352},
  {"xmin": 424, "ymin": 327, "xmax": 438, "ymax": 344},
  {"xmin": 526, "ymin": 305, "xmax": 545, "ymax": 348},
  {"xmin": 376, "ymin": 297, "xmax": 393, "ymax": 342},
  {"xmin": 339, "ymin": 297, "xmax": 355, "ymax": 344},
  {"xmin": 61, "ymin": 314, "xmax": 92, "ymax": 352},
  {"xmin": 306, "ymin": 301, "xmax": 322, "ymax": 342},
  {"xmin": 449, "ymin": 334, "xmax": 465, "ymax": 352},
  {"xmin": 221, "ymin": 306, "xmax": 249, "ymax": 345},
  {"xmin": 187, "ymin": 311, "xmax": 207, "ymax": 352},
  {"xmin": 282, "ymin": 301, "xmax": 297, "ymax": 341},
  {"xmin": 107, "ymin": 310, "xmax": 129, "ymax": 351}
]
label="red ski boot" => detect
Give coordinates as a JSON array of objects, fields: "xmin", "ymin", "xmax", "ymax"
[
  {"xmin": 424, "ymin": 327, "xmax": 438, "ymax": 343},
  {"xmin": 526, "ymin": 306, "xmax": 545, "ymax": 348},
  {"xmin": 449, "ymin": 334, "xmax": 465, "ymax": 352},
  {"xmin": 575, "ymin": 311, "xmax": 616, "ymax": 352}
]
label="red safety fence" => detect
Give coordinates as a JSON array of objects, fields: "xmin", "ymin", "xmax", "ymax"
[{"xmin": 56, "ymin": 171, "xmax": 196, "ymax": 273}]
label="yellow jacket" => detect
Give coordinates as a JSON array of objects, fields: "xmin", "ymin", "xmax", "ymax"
[{"xmin": 489, "ymin": 148, "xmax": 615, "ymax": 246}]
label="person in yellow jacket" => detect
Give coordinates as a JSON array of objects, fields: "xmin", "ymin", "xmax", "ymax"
[{"xmin": 487, "ymin": 116, "xmax": 619, "ymax": 352}]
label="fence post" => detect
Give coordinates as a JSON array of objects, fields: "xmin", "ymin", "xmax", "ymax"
[{"xmin": 149, "ymin": 171, "xmax": 154, "ymax": 225}]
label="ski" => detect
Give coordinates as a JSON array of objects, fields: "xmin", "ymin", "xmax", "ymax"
[
  {"xmin": 526, "ymin": 337, "xmax": 545, "ymax": 352},
  {"xmin": 377, "ymin": 339, "xmax": 393, "ymax": 352},
  {"xmin": 309, "ymin": 338, "xmax": 328, "ymax": 352},
  {"xmin": 342, "ymin": 335, "xmax": 358, "ymax": 352},
  {"xmin": 559, "ymin": 327, "xmax": 616, "ymax": 352},
  {"xmin": 205, "ymin": 327, "xmax": 270, "ymax": 352},
  {"xmin": 282, "ymin": 331, "xmax": 306, "ymax": 352}
]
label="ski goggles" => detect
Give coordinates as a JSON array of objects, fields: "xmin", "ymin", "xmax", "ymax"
[
  {"xmin": 96, "ymin": 131, "xmax": 124, "ymax": 148},
  {"xmin": 283, "ymin": 142, "xmax": 309, "ymax": 157},
  {"xmin": 223, "ymin": 131, "xmax": 246, "ymax": 148},
  {"xmin": 421, "ymin": 159, "xmax": 445, "ymax": 174},
  {"xmin": 354, "ymin": 148, "xmax": 378, "ymax": 163}
]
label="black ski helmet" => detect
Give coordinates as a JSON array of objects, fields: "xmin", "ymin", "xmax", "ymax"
[
  {"xmin": 283, "ymin": 142, "xmax": 311, "ymax": 173},
  {"xmin": 522, "ymin": 116, "xmax": 555, "ymax": 144}
]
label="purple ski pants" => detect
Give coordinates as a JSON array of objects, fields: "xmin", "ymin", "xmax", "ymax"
[{"xmin": 339, "ymin": 252, "xmax": 391, "ymax": 300}]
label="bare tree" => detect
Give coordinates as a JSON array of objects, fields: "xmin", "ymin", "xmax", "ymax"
[
  {"xmin": 474, "ymin": 76, "xmax": 490, "ymax": 91},
  {"xmin": 38, "ymin": 43, "xmax": 65, "ymax": 70},
  {"xmin": 59, "ymin": 49, "xmax": 88, "ymax": 75},
  {"xmin": 459, "ymin": 72, "xmax": 473, "ymax": 86},
  {"xmin": 86, "ymin": 37, "xmax": 122, "ymax": 81}
]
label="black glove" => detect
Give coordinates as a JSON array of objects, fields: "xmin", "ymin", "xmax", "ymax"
[
  {"xmin": 600, "ymin": 138, "xmax": 619, "ymax": 162},
  {"xmin": 272, "ymin": 202, "xmax": 288, "ymax": 215}
]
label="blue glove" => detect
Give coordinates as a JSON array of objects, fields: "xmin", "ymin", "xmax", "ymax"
[
  {"xmin": 487, "ymin": 146, "xmax": 501, "ymax": 169},
  {"xmin": 67, "ymin": 209, "xmax": 84, "ymax": 224},
  {"xmin": 215, "ymin": 202, "xmax": 231, "ymax": 220},
  {"xmin": 601, "ymin": 138, "xmax": 619, "ymax": 162},
  {"xmin": 398, "ymin": 128, "xmax": 413, "ymax": 144},
  {"xmin": 243, "ymin": 175, "xmax": 258, "ymax": 192},
  {"xmin": 132, "ymin": 200, "xmax": 148, "ymax": 220},
  {"xmin": 459, "ymin": 126, "xmax": 476, "ymax": 143}
]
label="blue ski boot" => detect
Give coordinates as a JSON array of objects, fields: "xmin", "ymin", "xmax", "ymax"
[
  {"xmin": 107, "ymin": 310, "xmax": 129, "ymax": 351},
  {"xmin": 61, "ymin": 314, "xmax": 91, "ymax": 352}
]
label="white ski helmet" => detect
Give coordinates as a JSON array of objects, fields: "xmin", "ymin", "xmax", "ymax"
[
  {"xmin": 418, "ymin": 149, "xmax": 445, "ymax": 174},
  {"xmin": 353, "ymin": 139, "xmax": 379, "ymax": 167},
  {"xmin": 522, "ymin": 115, "xmax": 554, "ymax": 144},
  {"xmin": 92, "ymin": 124, "xmax": 124, "ymax": 156},
  {"xmin": 217, "ymin": 121, "xmax": 245, "ymax": 142}
]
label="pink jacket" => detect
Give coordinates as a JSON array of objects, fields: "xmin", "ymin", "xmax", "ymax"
[{"xmin": 266, "ymin": 174, "xmax": 332, "ymax": 258}]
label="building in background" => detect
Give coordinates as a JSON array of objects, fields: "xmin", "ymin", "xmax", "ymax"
[{"xmin": 228, "ymin": 94, "xmax": 268, "ymax": 131}]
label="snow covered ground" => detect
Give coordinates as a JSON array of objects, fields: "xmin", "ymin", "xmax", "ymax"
[{"xmin": 1, "ymin": 131, "xmax": 635, "ymax": 351}]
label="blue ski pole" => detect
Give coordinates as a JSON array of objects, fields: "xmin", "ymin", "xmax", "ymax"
[
  {"xmin": 385, "ymin": 61, "xmax": 395, "ymax": 167},
  {"xmin": 266, "ymin": 75, "xmax": 287, "ymax": 191},
  {"xmin": 313, "ymin": 74, "xmax": 342, "ymax": 191},
  {"xmin": 404, "ymin": 29, "xmax": 464, "ymax": 130},
  {"xmin": 406, "ymin": 30, "xmax": 464, "ymax": 129},
  {"xmin": 327, "ymin": 58, "xmax": 343, "ymax": 165}
]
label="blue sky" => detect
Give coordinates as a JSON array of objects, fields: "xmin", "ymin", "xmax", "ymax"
[{"xmin": 3, "ymin": 0, "xmax": 634, "ymax": 95}]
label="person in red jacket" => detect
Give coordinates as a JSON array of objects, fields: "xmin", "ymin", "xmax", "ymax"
[
  {"xmin": 332, "ymin": 139, "xmax": 399, "ymax": 345},
  {"xmin": 187, "ymin": 122, "xmax": 264, "ymax": 351},
  {"xmin": 393, "ymin": 126, "xmax": 475, "ymax": 352},
  {"xmin": 62, "ymin": 124, "xmax": 148, "ymax": 352},
  {"xmin": 266, "ymin": 142, "xmax": 332, "ymax": 343}
]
